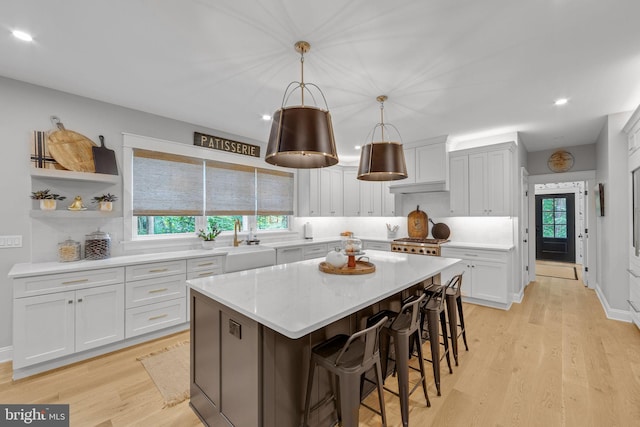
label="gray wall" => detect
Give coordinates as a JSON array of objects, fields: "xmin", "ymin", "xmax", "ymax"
[
  {"xmin": 527, "ymin": 143, "xmax": 596, "ymax": 175},
  {"xmin": 595, "ymin": 112, "xmax": 632, "ymax": 313},
  {"xmin": 0, "ymin": 76, "xmax": 265, "ymax": 353}
]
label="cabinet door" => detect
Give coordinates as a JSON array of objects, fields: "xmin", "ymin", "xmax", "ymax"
[
  {"xmin": 486, "ymin": 149, "xmax": 511, "ymax": 216},
  {"xmin": 468, "ymin": 153, "xmax": 487, "ymax": 216},
  {"xmin": 391, "ymin": 147, "xmax": 416, "ymax": 185},
  {"xmin": 76, "ymin": 284, "xmax": 125, "ymax": 352},
  {"xmin": 276, "ymin": 247, "xmax": 303, "ymax": 264},
  {"xmin": 471, "ymin": 260, "xmax": 508, "ymax": 303},
  {"xmin": 320, "ymin": 168, "xmax": 343, "ymax": 216},
  {"xmin": 309, "ymin": 169, "xmax": 321, "ymax": 216},
  {"xmin": 382, "ymin": 182, "xmax": 396, "ymax": 216},
  {"xmin": 360, "ymin": 181, "xmax": 382, "ymax": 216},
  {"xmin": 416, "ymin": 143, "xmax": 446, "ymax": 183},
  {"xmin": 13, "ymin": 291, "xmax": 75, "ymax": 369},
  {"xmin": 343, "ymin": 169, "xmax": 360, "ymax": 216},
  {"xmin": 440, "ymin": 262, "xmax": 472, "ymax": 297},
  {"xmin": 449, "ymin": 155, "xmax": 469, "ymax": 215}
]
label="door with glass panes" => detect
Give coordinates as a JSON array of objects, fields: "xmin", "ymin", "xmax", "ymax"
[{"xmin": 535, "ymin": 193, "xmax": 575, "ymax": 262}]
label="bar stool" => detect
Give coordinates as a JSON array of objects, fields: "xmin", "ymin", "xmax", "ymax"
[
  {"xmin": 425, "ymin": 274, "xmax": 468, "ymax": 366},
  {"xmin": 303, "ymin": 315, "xmax": 388, "ymax": 427},
  {"xmin": 419, "ymin": 282, "xmax": 453, "ymax": 396},
  {"xmin": 369, "ymin": 293, "xmax": 430, "ymax": 427}
]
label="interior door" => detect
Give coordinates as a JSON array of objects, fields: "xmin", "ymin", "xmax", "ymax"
[{"xmin": 536, "ymin": 193, "xmax": 576, "ymax": 262}]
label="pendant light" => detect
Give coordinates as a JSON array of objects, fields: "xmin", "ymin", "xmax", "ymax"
[
  {"xmin": 265, "ymin": 41, "xmax": 339, "ymax": 168},
  {"xmin": 357, "ymin": 95, "xmax": 408, "ymax": 181}
]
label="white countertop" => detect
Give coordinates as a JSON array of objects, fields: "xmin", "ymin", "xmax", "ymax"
[
  {"xmin": 442, "ymin": 241, "xmax": 514, "ymax": 251},
  {"xmin": 262, "ymin": 237, "xmax": 341, "ymax": 249},
  {"xmin": 187, "ymin": 250, "xmax": 461, "ymax": 339},
  {"xmin": 8, "ymin": 249, "xmax": 228, "ymax": 278}
]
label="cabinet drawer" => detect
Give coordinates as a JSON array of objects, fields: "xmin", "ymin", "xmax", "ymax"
[
  {"xmin": 14, "ymin": 267, "xmax": 125, "ymax": 298},
  {"xmin": 303, "ymin": 244, "xmax": 329, "ymax": 260},
  {"xmin": 126, "ymin": 274, "xmax": 186, "ymax": 308},
  {"xmin": 442, "ymin": 247, "xmax": 507, "ymax": 263},
  {"xmin": 187, "ymin": 256, "xmax": 224, "ymax": 272},
  {"xmin": 126, "ymin": 260, "xmax": 186, "ymax": 282},
  {"xmin": 125, "ymin": 299, "xmax": 186, "ymax": 338},
  {"xmin": 363, "ymin": 241, "xmax": 390, "ymax": 251}
]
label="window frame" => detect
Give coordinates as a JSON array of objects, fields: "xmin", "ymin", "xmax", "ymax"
[{"xmin": 123, "ymin": 133, "xmax": 296, "ymax": 244}]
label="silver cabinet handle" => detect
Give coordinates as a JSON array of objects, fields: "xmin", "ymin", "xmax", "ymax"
[
  {"xmin": 148, "ymin": 288, "xmax": 168, "ymax": 294},
  {"xmin": 197, "ymin": 262, "xmax": 215, "ymax": 267},
  {"xmin": 198, "ymin": 272, "xmax": 215, "ymax": 277},
  {"xmin": 63, "ymin": 278, "xmax": 89, "ymax": 285},
  {"xmin": 628, "ymin": 269, "xmax": 640, "ymax": 278},
  {"xmin": 149, "ymin": 268, "xmax": 168, "ymax": 273}
]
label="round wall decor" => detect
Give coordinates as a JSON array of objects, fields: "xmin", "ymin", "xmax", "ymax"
[{"xmin": 547, "ymin": 150, "xmax": 574, "ymax": 172}]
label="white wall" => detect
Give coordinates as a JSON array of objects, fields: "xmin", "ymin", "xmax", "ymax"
[
  {"xmin": 0, "ymin": 76, "xmax": 267, "ymax": 351},
  {"xmin": 595, "ymin": 111, "xmax": 633, "ymax": 316},
  {"xmin": 527, "ymin": 143, "xmax": 597, "ymax": 175}
]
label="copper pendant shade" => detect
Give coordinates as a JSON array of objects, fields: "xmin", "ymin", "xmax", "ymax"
[
  {"xmin": 357, "ymin": 96, "xmax": 408, "ymax": 181},
  {"xmin": 265, "ymin": 41, "xmax": 338, "ymax": 169}
]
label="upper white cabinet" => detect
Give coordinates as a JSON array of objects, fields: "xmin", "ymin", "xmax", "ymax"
[
  {"xmin": 449, "ymin": 143, "xmax": 514, "ymax": 216},
  {"xmin": 382, "ymin": 182, "xmax": 396, "ymax": 216},
  {"xmin": 343, "ymin": 169, "xmax": 361, "ymax": 216},
  {"xmin": 390, "ymin": 137, "xmax": 448, "ymax": 188},
  {"xmin": 320, "ymin": 168, "xmax": 344, "ymax": 216},
  {"xmin": 360, "ymin": 181, "xmax": 382, "ymax": 216}
]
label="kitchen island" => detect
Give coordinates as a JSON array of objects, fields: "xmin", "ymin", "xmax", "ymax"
[{"xmin": 186, "ymin": 250, "xmax": 460, "ymax": 426}]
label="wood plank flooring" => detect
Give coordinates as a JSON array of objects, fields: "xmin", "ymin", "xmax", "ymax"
[{"xmin": 1, "ymin": 265, "xmax": 639, "ymax": 426}]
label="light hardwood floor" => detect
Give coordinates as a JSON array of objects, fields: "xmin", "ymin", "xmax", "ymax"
[{"xmin": 1, "ymin": 267, "xmax": 639, "ymax": 426}]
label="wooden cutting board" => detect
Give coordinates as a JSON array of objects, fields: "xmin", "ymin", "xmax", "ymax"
[
  {"xmin": 408, "ymin": 205, "xmax": 429, "ymax": 238},
  {"xmin": 47, "ymin": 117, "xmax": 96, "ymax": 172}
]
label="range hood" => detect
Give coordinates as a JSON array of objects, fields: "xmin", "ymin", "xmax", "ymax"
[{"xmin": 389, "ymin": 181, "xmax": 449, "ymax": 194}]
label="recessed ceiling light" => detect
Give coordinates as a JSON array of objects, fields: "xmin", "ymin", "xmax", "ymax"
[
  {"xmin": 355, "ymin": 145, "xmax": 361, "ymax": 150},
  {"xmin": 554, "ymin": 98, "xmax": 568, "ymax": 106},
  {"xmin": 12, "ymin": 30, "xmax": 33, "ymax": 42},
  {"xmin": 261, "ymin": 114, "xmax": 271, "ymax": 121}
]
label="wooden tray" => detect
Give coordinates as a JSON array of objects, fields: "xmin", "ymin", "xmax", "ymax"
[
  {"xmin": 319, "ymin": 261, "xmax": 375, "ymax": 275},
  {"xmin": 47, "ymin": 129, "xmax": 96, "ymax": 172}
]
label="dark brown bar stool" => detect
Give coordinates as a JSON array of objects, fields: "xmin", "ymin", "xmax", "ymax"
[
  {"xmin": 425, "ymin": 274, "xmax": 468, "ymax": 366},
  {"xmin": 368, "ymin": 293, "xmax": 430, "ymax": 427},
  {"xmin": 303, "ymin": 315, "xmax": 388, "ymax": 427},
  {"xmin": 419, "ymin": 282, "xmax": 453, "ymax": 396}
]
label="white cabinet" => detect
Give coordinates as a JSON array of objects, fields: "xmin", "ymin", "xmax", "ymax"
[
  {"xmin": 303, "ymin": 243, "xmax": 330, "ymax": 260},
  {"xmin": 343, "ymin": 169, "xmax": 361, "ymax": 216},
  {"xmin": 309, "ymin": 169, "xmax": 321, "ymax": 216},
  {"xmin": 441, "ymin": 246, "xmax": 511, "ymax": 307},
  {"xmin": 382, "ymin": 182, "xmax": 396, "ymax": 216},
  {"xmin": 276, "ymin": 247, "xmax": 304, "ymax": 264},
  {"xmin": 276, "ymin": 243, "xmax": 334, "ymax": 264},
  {"xmin": 390, "ymin": 139, "xmax": 447, "ymax": 187},
  {"xmin": 13, "ymin": 272, "xmax": 125, "ymax": 369},
  {"xmin": 320, "ymin": 168, "xmax": 344, "ymax": 216},
  {"xmin": 449, "ymin": 143, "xmax": 513, "ymax": 216},
  {"xmin": 362, "ymin": 240, "xmax": 390, "ymax": 251},
  {"xmin": 360, "ymin": 181, "xmax": 382, "ymax": 216}
]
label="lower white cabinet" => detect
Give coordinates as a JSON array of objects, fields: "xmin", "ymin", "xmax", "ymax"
[
  {"xmin": 276, "ymin": 242, "xmax": 338, "ymax": 264},
  {"xmin": 362, "ymin": 240, "xmax": 390, "ymax": 251},
  {"xmin": 628, "ymin": 269, "xmax": 640, "ymax": 328},
  {"xmin": 125, "ymin": 298, "xmax": 186, "ymax": 338},
  {"xmin": 276, "ymin": 247, "xmax": 304, "ymax": 264},
  {"xmin": 13, "ymin": 282, "xmax": 124, "ymax": 369},
  {"xmin": 441, "ymin": 246, "xmax": 511, "ymax": 307}
]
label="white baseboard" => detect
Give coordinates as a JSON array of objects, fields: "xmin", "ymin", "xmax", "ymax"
[
  {"xmin": 0, "ymin": 345, "xmax": 13, "ymax": 363},
  {"xmin": 594, "ymin": 283, "xmax": 632, "ymax": 323},
  {"xmin": 512, "ymin": 288, "xmax": 525, "ymax": 304}
]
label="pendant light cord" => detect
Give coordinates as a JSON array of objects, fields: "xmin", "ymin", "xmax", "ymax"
[
  {"xmin": 300, "ymin": 52, "xmax": 305, "ymax": 107},
  {"xmin": 380, "ymin": 99, "xmax": 385, "ymax": 141}
]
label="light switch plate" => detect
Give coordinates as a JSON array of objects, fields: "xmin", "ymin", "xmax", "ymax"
[{"xmin": 0, "ymin": 235, "xmax": 22, "ymax": 248}]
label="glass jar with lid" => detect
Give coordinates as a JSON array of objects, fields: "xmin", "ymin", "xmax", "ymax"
[
  {"xmin": 57, "ymin": 237, "xmax": 81, "ymax": 262},
  {"xmin": 342, "ymin": 237, "xmax": 362, "ymax": 255},
  {"xmin": 84, "ymin": 229, "xmax": 111, "ymax": 260}
]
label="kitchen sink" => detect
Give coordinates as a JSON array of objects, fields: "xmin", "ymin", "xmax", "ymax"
[{"xmin": 220, "ymin": 245, "xmax": 276, "ymax": 273}]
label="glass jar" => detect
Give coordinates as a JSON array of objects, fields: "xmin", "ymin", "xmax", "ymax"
[
  {"xmin": 342, "ymin": 237, "xmax": 362, "ymax": 255},
  {"xmin": 84, "ymin": 229, "xmax": 111, "ymax": 260},
  {"xmin": 57, "ymin": 238, "xmax": 81, "ymax": 262}
]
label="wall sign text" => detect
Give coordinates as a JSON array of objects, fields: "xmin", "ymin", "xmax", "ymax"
[{"xmin": 194, "ymin": 132, "xmax": 260, "ymax": 158}]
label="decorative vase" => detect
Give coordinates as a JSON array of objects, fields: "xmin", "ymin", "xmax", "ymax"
[
  {"xmin": 39, "ymin": 199, "xmax": 57, "ymax": 210},
  {"xmin": 202, "ymin": 240, "xmax": 216, "ymax": 250},
  {"xmin": 98, "ymin": 201, "xmax": 113, "ymax": 212}
]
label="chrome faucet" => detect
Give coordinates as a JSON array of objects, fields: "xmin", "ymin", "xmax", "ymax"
[{"xmin": 233, "ymin": 219, "xmax": 244, "ymax": 247}]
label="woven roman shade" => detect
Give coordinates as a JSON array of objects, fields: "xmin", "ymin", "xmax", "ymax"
[
  {"xmin": 205, "ymin": 160, "xmax": 256, "ymax": 215},
  {"xmin": 257, "ymin": 168, "xmax": 294, "ymax": 215},
  {"xmin": 133, "ymin": 149, "xmax": 204, "ymax": 216}
]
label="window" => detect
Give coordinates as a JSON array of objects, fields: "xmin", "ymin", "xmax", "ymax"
[
  {"xmin": 541, "ymin": 197, "xmax": 567, "ymax": 238},
  {"xmin": 131, "ymin": 148, "xmax": 292, "ymax": 238}
]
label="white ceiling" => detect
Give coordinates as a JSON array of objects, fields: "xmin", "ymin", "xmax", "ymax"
[{"xmin": 3, "ymin": 0, "xmax": 640, "ymax": 162}]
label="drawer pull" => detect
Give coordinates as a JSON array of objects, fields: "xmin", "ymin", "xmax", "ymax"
[
  {"xmin": 198, "ymin": 272, "xmax": 214, "ymax": 276},
  {"xmin": 197, "ymin": 262, "xmax": 215, "ymax": 267},
  {"xmin": 62, "ymin": 278, "xmax": 89, "ymax": 285},
  {"xmin": 149, "ymin": 268, "xmax": 169, "ymax": 273},
  {"xmin": 149, "ymin": 314, "xmax": 168, "ymax": 321},
  {"xmin": 464, "ymin": 253, "xmax": 479, "ymax": 257},
  {"xmin": 629, "ymin": 300, "xmax": 640, "ymax": 313},
  {"xmin": 628, "ymin": 269, "xmax": 640, "ymax": 278},
  {"xmin": 148, "ymin": 288, "xmax": 168, "ymax": 294}
]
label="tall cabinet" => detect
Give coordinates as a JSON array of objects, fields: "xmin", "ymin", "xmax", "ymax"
[{"xmin": 624, "ymin": 104, "xmax": 640, "ymax": 330}]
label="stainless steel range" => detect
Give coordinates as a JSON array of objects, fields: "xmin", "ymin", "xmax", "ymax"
[{"xmin": 391, "ymin": 238, "xmax": 449, "ymax": 256}]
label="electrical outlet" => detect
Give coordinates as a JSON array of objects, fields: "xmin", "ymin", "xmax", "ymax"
[{"xmin": 0, "ymin": 235, "xmax": 22, "ymax": 248}]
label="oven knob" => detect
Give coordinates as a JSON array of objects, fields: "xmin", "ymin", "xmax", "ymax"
[{"xmin": 410, "ymin": 248, "xmax": 416, "ymax": 253}]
